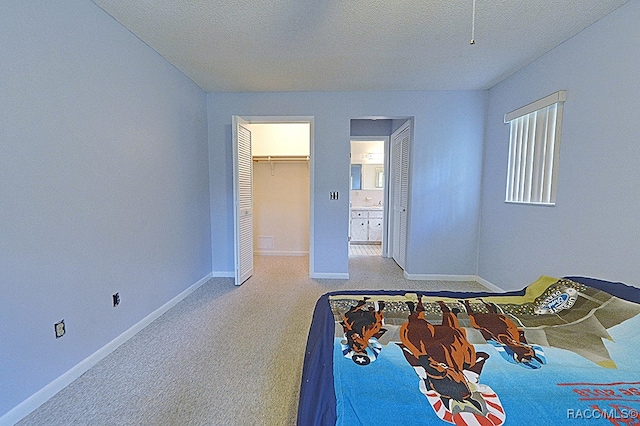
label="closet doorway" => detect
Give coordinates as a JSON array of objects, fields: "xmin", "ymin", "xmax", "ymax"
[{"xmin": 232, "ymin": 116, "xmax": 313, "ymax": 285}]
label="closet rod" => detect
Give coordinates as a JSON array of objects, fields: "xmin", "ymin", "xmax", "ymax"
[{"xmin": 252, "ymin": 155, "xmax": 309, "ymax": 162}]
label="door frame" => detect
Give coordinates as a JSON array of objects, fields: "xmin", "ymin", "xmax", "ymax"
[{"xmin": 232, "ymin": 115, "xmax": 315, "ymax": 278}]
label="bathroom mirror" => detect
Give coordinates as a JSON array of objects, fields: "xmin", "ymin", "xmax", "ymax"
[
  {"xmin": 350, "ymin": 164, "xmax": 362, "ymax": 190},
  {"xmin": 375, "ymin": 167, "xmax": 384, "ymax": 188},
  {"xmin": 350, "ymin": 139, "xmax": 384, "ymax": 190},
  {"xmin": 351, "ymin": 163, "xmax": 383, "ymax": 190}
]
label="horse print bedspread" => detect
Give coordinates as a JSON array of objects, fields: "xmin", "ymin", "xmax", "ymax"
[{"xmin": 298, "ymin": 276, "xmax": 640, "ymax": 426}]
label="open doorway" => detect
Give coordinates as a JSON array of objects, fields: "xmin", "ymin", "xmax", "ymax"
[
  {"xmin": 349, "ymin": 118, "xmax": 412, "ymax": 270},
  {"xmin": 232, "ymin": 116, "xmax": 313, "ymax": 285},
  {"xmin": 251, "ymin": 122, "xmax": 310, "ymax": 257},
  {"xmin": 349, "ymin": 137, "xmax": 387, "ymax": 257}
]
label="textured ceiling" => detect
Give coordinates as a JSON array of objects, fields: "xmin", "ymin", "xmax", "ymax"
[{"xmin": 92, "ymin": 0, "xmax": 629, "ymax": 92}]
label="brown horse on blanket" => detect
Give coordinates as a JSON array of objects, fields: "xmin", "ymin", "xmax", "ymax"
[
  {"xmin": 340, "ymin": 298, "xmax": 386, "ymax": 364},
  {"xmin": 398, "ymin": 298, "xmax": 489, "ymax": 413},
  {"xmin": 463, "ymin": 300, "xmax": 543, "ymax": 367}
]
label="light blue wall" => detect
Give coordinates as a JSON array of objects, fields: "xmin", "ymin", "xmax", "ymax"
[
  {"xmin": 0, "ymin": 1, "xmax": 210, "ymax": 416},
  {"xmin": 350, "ymin": 119, "xmax": 392, "ymax": 136},
  {"xmin": 478, "ymin": 0, "xmax": 640, "ymax": 290},
  {"xmin": 208, "ymin": 90, "xmax": 486, "ymax": 277}
]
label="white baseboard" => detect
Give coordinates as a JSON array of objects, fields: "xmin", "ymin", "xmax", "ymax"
[
  {"xmin": 0, "ymin": 272, "xmax": 213, "ymax": 426},
  {"xmin": 211, "ymin": 271, "xmax": 234, "ymax": 278},
  {"xmin": 403, "ymin": 273, "xmax": 505, "ymax": 293},
  {"xmin": 310, "ymin": 272, "xmax": 349, "ymax": 279},
  {"xmin": 475, "ymin": 276, "xmax": 506, "ymax": 293}
]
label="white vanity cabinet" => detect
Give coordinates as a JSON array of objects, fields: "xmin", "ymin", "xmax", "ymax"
[
  {"xmin": 368, "ymin": 209, "xmax": 383, "ymax": 242},
  {"xmin": 350, "ymin": 216, "xmax": 369, "ymax": 242},
  {"xmin": 350, "ymin": 209, "xmax": 383, "ymax": 243}
]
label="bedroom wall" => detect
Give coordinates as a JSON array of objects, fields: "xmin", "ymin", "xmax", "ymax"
[
  {"xmin": 0, "ymin": 1, "xmax": 210, "ymax": 418},
  {"xmin": 478, "ymin": 0, "xmax": 640, "ymax": 290},
  {"xmin": 207, "ymin": 90, "xmax": 486, "ymax": 278},
  {"xmin": 350, "ymin": 119, "xmax": 392, "ymax": 136}
]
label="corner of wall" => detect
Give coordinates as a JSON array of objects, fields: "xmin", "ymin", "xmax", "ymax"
[{"xmin": 475, "ymin": 275, "xmax": 506, "ymax": 293}]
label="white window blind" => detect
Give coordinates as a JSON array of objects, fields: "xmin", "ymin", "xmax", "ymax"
[{"xmin": 504, "ymin": 91, "xmax": 566, "ymax": 205}]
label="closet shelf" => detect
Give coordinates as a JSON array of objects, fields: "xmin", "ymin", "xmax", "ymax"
[{"xmin": 252, "ymin": 155, "xmax": 309, "ymax": 162}]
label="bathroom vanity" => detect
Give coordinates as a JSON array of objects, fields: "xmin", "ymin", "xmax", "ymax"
[{"xmin": 349, "ymin": 207, "xmax": 383, "ymax": 243}]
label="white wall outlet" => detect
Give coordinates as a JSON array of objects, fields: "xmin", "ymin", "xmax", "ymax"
[{"xmin": 54, "ymin": 320, "xmax": 65, "ymax": 338}]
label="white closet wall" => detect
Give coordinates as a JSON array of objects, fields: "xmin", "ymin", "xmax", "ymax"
[{"xmin": 248, "ymin": 123, "xmax": 310, "ymax": 256}]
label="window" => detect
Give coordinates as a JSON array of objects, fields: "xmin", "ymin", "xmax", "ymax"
[{"xmin": 504, "ymin": 90, "xmax": 566, "ymax": 205}]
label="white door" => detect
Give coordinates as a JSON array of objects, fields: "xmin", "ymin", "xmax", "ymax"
[
  {"xmin": 390, "ymin": 121, "xmax": 410, "ymax": 269},
  {"xmin": 233, "ymin": 116, "xmax": 253, "ymax": 285}
]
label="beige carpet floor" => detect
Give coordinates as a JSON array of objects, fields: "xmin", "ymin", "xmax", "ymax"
[{"xmin": 18, "ymin": 256, "xmax": 488, "ymax": 426}]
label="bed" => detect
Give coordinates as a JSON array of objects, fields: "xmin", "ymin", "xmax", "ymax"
[{"xmin": 297, "ymin": 276, "xmax": 640, "ymax": 425}]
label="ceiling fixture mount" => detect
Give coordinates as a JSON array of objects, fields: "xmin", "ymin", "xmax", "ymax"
[{"xmin": 470, "ymin": 0, "xmax": 477, "ymax": 45}]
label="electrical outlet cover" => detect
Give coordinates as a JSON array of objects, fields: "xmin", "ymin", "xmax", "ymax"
[{"xmin": 54, "ymin": 320, "xmax": 65, "ymax": 338}]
